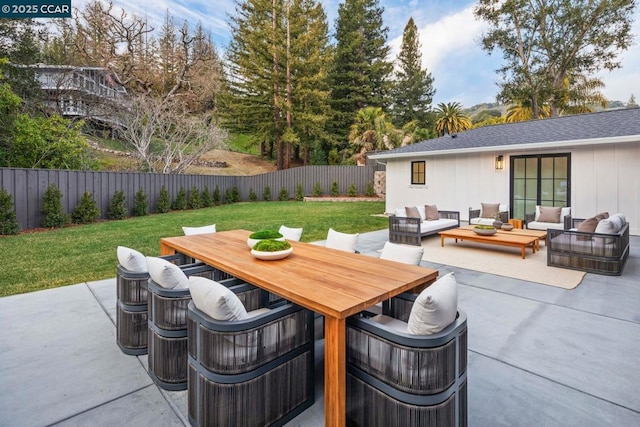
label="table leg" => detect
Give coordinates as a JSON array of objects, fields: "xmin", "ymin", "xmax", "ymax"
[
  {"xmin": 324, "ymin": 316, "xmax": 346, "ymax": 427},
  {"xmin": 160, "ymin": 241, "xmax": 175, "ymax": 256},
  {"xmin": 521, "ymin": 246, "xmax": 526, "ymax": 259},
  {"xmin": 440, "ymin": 235, "xmax": 445, "ymax": 247}
]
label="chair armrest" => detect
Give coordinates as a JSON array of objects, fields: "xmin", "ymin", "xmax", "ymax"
[
  {"xmin": 524, "ymin": 212, "xmax": 535, "ymax": 225},
  {"xmin": 468, "ymin": 208, "xmax": 480, "ymax": 221},
  {"xmin": 439, "ymin": 210, "xmax": 460, "ymax": 222},
  {"xmin": 498, "ymin": 211, "xmax": 508, "ymax": 223}
]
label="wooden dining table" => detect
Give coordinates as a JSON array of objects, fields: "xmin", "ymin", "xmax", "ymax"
[{"xmin": 159, "ymin": 229, "xmax": 438, "ymax": 427}]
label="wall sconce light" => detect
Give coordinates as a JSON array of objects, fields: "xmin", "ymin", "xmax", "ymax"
[{"xmin": 495, "ymin": 155, "xmax": 504, "ymax": 170}]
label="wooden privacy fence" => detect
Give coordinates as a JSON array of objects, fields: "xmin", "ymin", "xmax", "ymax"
[{"xmin": 1, "ymin": 165, "xmax": 382, "ymax": 230}]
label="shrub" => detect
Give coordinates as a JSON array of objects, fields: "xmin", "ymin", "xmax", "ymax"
[
  {"xmin": 330, "ymin": 181, "xmax": 339, "ymax": 197},
  {"xmin": 347, "ymin": 183, "xmax": 357, "ymax": 197},
  {"xmin": 212, "ymin": 185, "xmax": 221, "ymax": 205},
  {"xmin": 278, "ymin": 187, "xmax": 289, "ymax": 201},
  {"xmin": 188, "ymin": 186, "xmax": 202, "ymax": 209},
  {"xmin": 201, "ymin": 185, "xmax": 212, "ymax": 207},
  {"xmin": 365, "ymin": 181, "xmax": 375, "ymax": 197},
  {"xmin": 41, "ymin": 184, "xmax": 70, "ymax": 228},
  {"xmin": 72, "ymin": 192, "xmax": 100, "ymax": 224},
  {"xmin": 263, "ymin": 185, "xmax": 271, "ymax": 201},
  {"xmin": 107, "ymin": 190, "xmax": 127, "ymax": 220},
  {"xmin": 133, "ymin": 188, "xmax": 148, "ymax": 216},
  {"xmin": 248, "ymin": 188, "xmax": 257, "ymax": 202},
  {"xmin": 232, "ymin": 186, "xmax": 240, "ymax": 203},
  {"xmin": 295, "ymin": 183, "xmax": 304, "ymax": 201},
  {"xmin": 156, "ymin": 185, "xmax": 171, "ymax": 213},
  {"xmin": 0, "ymin": 187, "xmax": 20, "ymax": 235},
  {"xmin": 313, "ymin": 182, "xmax": 322, "ymax": 197},
  {"xmin": 172, "ymin": 187, "xmax": 187, "ymax": 210},
  {"xmin": 224, "ymin": 188, "xmax": 233, "ymax": 204}
]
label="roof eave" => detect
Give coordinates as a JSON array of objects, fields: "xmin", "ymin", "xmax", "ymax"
[{"xmin": 367, "ymin": 135, "xmax": 640, "ymax": 160}]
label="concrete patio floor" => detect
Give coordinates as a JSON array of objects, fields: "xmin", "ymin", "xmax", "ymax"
[{"xmin": 1, "ymin": 229, "xmax": 639, "ymax": 426}]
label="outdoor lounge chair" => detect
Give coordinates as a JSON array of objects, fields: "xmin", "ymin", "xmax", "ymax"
[
  {"xmin": 325, "ymin": 227, "xmax": 359, "ymax": 253},
  {"xmin": 146, "ymin": 259, "xmax": 226, "ymax": 391},
  {"xmin": 187, "ymin": 278, "xmax": 314, "ymax": 426},
  {"xmin": 279, "ymin": 225, "xmax": 303, "ymax": 241},
  {"xmin": 346, "ymin": 273, "xmax": 467, "ymax": 426},
  {"xmin": 116, "ymin": 247, "xmax": 200, "ymax": 356}
]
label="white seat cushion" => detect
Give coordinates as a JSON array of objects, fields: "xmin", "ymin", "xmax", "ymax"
[
  {"xmin": 407, "ymin": 272, "xmax": 457, "ymax": 335},
  {"xmin": 182, "ymin": 224, "xmax": 216, "ymax": 235},
  {"xmin": 469, "ymin": 217, "xmax": 497, "ymax": 226},
  {"xmin": 380, "ymin": 241, "xmax": 424, "ymax": 265},
  {"xmin": 419, "ymin": 218, "xmax": 458, "ymax": 233},
  {"xmin": 117, "ymin": 246, "xmax": 147, "ymax": 273},
  {"xmin": 279, "ymin": 225, "xmax": 303, "ymax": 241},
  {"xmin": 325, "ymin": 228, "xmax": 359, "ymax": 252},
  {"xmin": 146, "ymin": 256, "xmax": 189, "ymax": 289},
  {"xmin": 189, "ymin": 276, "xmax": 249, "ymax": 321}
]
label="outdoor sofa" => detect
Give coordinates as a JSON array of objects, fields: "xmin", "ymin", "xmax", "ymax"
[
  {"xmin": 468, "ymin": 203, "xmax": 509, "ymax": 225},
  {"xmin": 525, "ymin": 206, "xmax": 572, "ymax": 231},
  {"xmin": 547, "ymin": 213, "xmax": 629, "ymax": 275},
  {"xmin": 389, "ymin": 205, "xmax": 460, "ymax": 246}
]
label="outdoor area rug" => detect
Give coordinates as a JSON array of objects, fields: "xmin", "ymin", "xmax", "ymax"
[{"xmin": 420, "ymin": 236, "xmax": 585, "ymax": 289}]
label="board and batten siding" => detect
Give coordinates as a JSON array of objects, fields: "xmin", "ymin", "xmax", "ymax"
[
  {"xmin": 383, "ymin": 142, "xmax": 638, "ymax": 236},
  {"xmin": 1, "ymin": 165, "xmax": 380, "ymax": 231}
]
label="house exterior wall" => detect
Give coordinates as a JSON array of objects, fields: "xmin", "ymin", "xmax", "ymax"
[{"xmin": 383, "ymin": 141, "xmax": 639, "ymax": 236}]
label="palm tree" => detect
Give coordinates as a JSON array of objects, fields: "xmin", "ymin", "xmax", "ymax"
[
  {"xmin": 558, "ymin": 74, "xmax": 608, "ymax": 115},
  {"xmin": 348, "ymin": 107, "xmax": 398, "ymax": 165},
  {"xmin": 433, "ymin": 102, "xmax": 472, "ymax": 136},
  {"xmin": 505, "ymin": 103, "xmax": 550, "ymax": 122}
]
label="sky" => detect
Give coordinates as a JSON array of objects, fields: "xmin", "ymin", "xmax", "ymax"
[{"xmin": 75, "ymin": 0, "xmax": 640, "ymax": 107}]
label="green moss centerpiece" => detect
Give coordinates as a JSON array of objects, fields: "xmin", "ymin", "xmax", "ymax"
[
  {"xmin": 247, "ymin": 229, "xmax": 285, "ymax": 249},
  {"xmin": 250, "ymin": 239, "xmax": 293, "ymax": 260}
]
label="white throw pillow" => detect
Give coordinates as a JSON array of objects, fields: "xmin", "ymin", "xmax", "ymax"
[
  {"xmin": 408, "ymin": 272, "xmax": 457, "ymax": 335},
  {"xmin": 416, "ymin": 205, "xmax": 426, "ymax": 221},
  {"xmin": 189, "ymin": 276, "xmax": 249, "ymax": 321},
  {"xmin": 379, "ymin": 241, "xmax": 424, "ymax": 266},
  {"xmin": 117, "ymin": 246, "xmax": 147, "ymax": 273},
  {"xmin": 279, "ymin": 225, "xmax": 303, "ymax": 241},
  {"xmin": 325, "ymin": 228, "xmax": 359, "ymax": 252},
  {"xmin": 146, "ymin": 256, "xmax": 189, "ymax": 289},
  {"xmin": 182, "ymin": 224, "xmax": 216, "ymax": 235},
  {"xmin": 394, "ymin": 208, "xmax": 406, "ymax": 217}
]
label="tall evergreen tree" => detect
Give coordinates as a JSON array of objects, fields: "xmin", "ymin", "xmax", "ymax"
[
  {"xmin": 286, "ymin": 0, "xmax": 332, "ymax": 166},
  {"xmin": 328, "ymin": 0, "xmax": 393, "ymax": 154},
  {"xmin": 224, "ymin": 0, "xmax": 330, "ymax": 169},
  {"xmin": 391, "ymin": 17, "xmax": 435, "ymax": 128}
]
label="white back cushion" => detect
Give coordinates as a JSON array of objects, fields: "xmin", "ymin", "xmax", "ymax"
[
  {"xmin": 279, "ymin": 225, "xmax": 303, "ymax": 241},
  {"xmin": 394, "ymin": 208, "xmax": 405, "ymax": 217},
  {"xmin": 146, "ymin": 256, "xmax": 189, "ymax": 289},
  {"xmin": 408, "ymin": 272, "xmax": 457, "ymax": 335},
  {"xmin": 380, "ymin": 241, "xmax": 424, "ymax": 265},
  {"xmin": 182, "ymin": 224, "xmax": 216, "ymax": 235},
  {"xmin": 416, "ymin": 205, "xmax": 426, "ymax": 220},
  {"xmin": 189, "ymin": 276, "xmax": 249, "ymax": 321},
  {"xmin": 117, "ymin": 246, "xmax": 147, "ymax": 273},
  {"xmin": 326, "ymin": 228, "xmax": 359, "ymax": 252}
]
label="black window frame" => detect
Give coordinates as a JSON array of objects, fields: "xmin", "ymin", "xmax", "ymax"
[{"xmin": 411, "ymin": 161, "xmax": 426, "ymax": 185}]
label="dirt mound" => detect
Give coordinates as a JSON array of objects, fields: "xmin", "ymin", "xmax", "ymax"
[{"xmin": 186, "ymin": 149, "xmax": 277, "ymax": 176}]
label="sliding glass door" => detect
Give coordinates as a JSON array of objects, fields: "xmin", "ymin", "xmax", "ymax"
[{"xmin": 510, "ymin": 154, "xmax": 570, "ymax": 219}]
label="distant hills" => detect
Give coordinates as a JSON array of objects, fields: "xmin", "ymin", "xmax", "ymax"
[{"xmin": 463, "ymin": 100, "xmax": 628, "ymax": 122}]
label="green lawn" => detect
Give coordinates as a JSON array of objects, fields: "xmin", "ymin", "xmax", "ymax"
[{"xmin": 0, "ymin": 201, "xmax": 387, "ymax": 297}]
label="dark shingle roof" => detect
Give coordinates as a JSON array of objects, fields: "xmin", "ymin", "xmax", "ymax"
[{"xmin": 370, "ymin": 108, "xmax": 640, "ymax": 158}]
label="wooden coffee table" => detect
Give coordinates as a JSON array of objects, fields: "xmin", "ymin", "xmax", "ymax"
[
  {"xmin": 462, "ymin": 225, "xmax": 547, "ymax": 250},
  {"xmin": 439, "ymin": 228, "xmax": 539, "ymax": 259}
]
